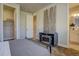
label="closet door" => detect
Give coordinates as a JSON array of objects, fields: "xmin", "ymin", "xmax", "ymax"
[
  {"xmin": 3, "ymin": 20, "xmax": 14, "ymax": 40},
  {"xmin": 20, "ymin": 11, "xmax": 26, "ymax": 39}
]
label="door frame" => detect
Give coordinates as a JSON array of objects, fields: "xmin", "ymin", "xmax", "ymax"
[
  {"xmin": 1, "ymin": 3, "xmax": 20, "ymax": 41},
  {"xmin": 33, "ymin": 15, "xmax": 37, "ymax": 40}
]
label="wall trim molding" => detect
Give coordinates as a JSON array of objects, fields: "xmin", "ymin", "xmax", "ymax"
[{"xmin": 58, "ymin": 43, "xmax": 68, "ymax": 48}]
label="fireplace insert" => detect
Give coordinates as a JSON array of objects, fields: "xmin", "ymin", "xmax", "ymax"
[
  {"xmin": 39, "ymin": 32, "xmax": 54, "ymax": 46},
  {"xmin": 39, "ymin": 32, "xmax": 58, "ymax": 53}
]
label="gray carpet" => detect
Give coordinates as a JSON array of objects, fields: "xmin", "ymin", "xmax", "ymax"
[{"xmin": 9, "ymin": 39, "xmax": 50, "ymax": 56}]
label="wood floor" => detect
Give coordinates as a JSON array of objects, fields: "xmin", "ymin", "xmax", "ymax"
[
  {"xmin": 51, "ymin": 46, "xmax": 79, "ymax": 56},
  {"xmin": 31, "ymin": 39, "xmax": 79, "ymax": 56},
  {"xmin": 70, "ymin": 41, "xmax": 79, "ymax": 51}
]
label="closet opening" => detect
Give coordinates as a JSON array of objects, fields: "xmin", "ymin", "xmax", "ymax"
[{"xmin": 3, "ymin": 5, "xmax": 15, "ymax": 41}]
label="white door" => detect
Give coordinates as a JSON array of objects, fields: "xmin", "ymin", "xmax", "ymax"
[{"xmin": 3, "ymin": 21, "xmax": 14, "ymax": 40}]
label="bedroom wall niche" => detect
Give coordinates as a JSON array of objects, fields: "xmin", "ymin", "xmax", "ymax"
[
  {"xmin": 3, "ymin": 5, "xmax": 15, "ymax": 41},
  {"xmin": 44, "ymin": 6, "xmax": 56, "ymax": 33}
]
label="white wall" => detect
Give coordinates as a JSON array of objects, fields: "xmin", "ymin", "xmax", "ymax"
[
  {"xmin": 20, "ymin": 11, "xmax": 26, "ymax": 39},
  {"xmin": 33, "ymin": 4, "xmax": 56, "ymax": 39},
  {"xmin": 20, "ymin": 11, "xmax": 33, "ymax": 39},
  {"xmin": 56, "ymin": 4, "xmax": 69, "ymax": 47},
  {"xmin": 33, "ymin": 4, "xmax": 69, "ymax": 47},
  {"xmin": 26, "ymin": 13, "xmax": 33, "ymax": 38},
  {"xmin": 0, "ymin": 3, "xmax": 69, "ymax": 48},
  {"xmin": 33, "ymin": 11, "xmax": 44, "ymax": 39}
]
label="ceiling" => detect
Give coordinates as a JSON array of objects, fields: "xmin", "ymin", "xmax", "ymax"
[
  {"xmin": 20, "ymin": 3, "xmax": 79, "ymax": 13},
  {"xmin": 20, "ymin": 3, "xmax": 52, "ymax": 13}
]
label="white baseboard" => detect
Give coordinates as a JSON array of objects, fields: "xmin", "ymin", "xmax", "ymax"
[{"xmin": 58, "ymin": 44, "xmax": 68, "ymax": 48}]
